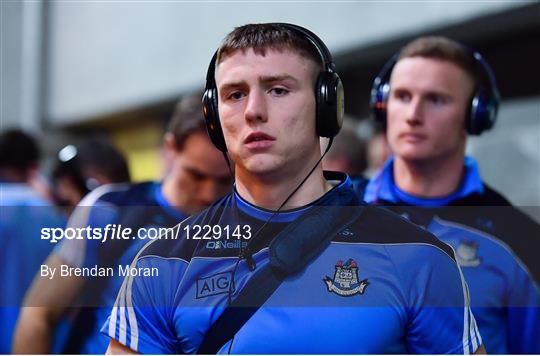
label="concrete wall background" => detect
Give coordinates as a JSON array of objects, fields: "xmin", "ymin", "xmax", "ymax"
[
  {"xmin": 44, "ymin": 1, "xmax": 519, "ymax": 123},
  {"xmin": 468, "ymin": 96, "xmax": 540, "ymax": 207}
]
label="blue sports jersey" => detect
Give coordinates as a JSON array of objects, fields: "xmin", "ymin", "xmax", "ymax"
[
  {"xmin": 0, "ymin": 183, "xmax": 66, "ymax": 353},
  {"xmin": 102, "ymin": 172, "xmax": 481, "ymax": 354},
  {"xmin": 54, "ymin": 182, "xmax": 187, "ymax": 354},
  {"xmin": 428, "ymin": 217, "xmax": 540, "ymax": 353},
  {"xmin": 359, "ymin": 157, "xmax": 540, "ymax": 353}
]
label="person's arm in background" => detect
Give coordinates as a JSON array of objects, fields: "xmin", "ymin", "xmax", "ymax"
[
  {"xmin": 13, "ymin": 253, "xmax": 84, "ymax": 353},
  {"xmin": 13, "ymin": 184, "xmax": 123, "ymax": 353}
]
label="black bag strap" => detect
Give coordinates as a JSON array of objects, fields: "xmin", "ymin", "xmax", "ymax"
[{"xmin": 197, "ymin": 205, "xmax": 364, "ymax": 354}]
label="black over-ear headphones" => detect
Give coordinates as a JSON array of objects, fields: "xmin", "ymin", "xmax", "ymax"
[
  {"xmin": 202, "ymin": 23, "xmax": 345, "ymax": 152},
  {"xmin": 370, "ymin": 47, "xmax": 500, "ymax": 136}
]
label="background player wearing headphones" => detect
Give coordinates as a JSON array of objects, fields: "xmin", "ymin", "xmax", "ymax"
[
  {"xmin": 362, "ymin": 36, "xmax": 540, "ymax": 353},
  {"xmin": 103, "ymin": 24, "xmax": 483, "ymax": 354}
]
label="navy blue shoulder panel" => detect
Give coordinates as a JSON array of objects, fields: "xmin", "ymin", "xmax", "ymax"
[
  {"xmin": 99, "ymin": 182, "xmax": 157, "ymax": 206},
  {"xmin": 339, "ymin": 205, "xmax": 456, "ymax": 262},
  {"xmin": 136, "ymin": 219, "xmax": 198, "ymax": 262},
  {"xmin": 137, "ymin": 194, "xmax": 233, "ymax": 262},
  {"xmin": 350, "ymin": 175, "xmax": 369, "ymax": 200}
]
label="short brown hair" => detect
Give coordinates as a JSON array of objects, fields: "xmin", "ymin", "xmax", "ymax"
[
  {"xmin": 216, "ymin": 23, "xmax": 322, "ymax": 70},
  {"xmin": 167, "ymin": 93, "xmax": 208, "ymax": 151},
  {"xmin": 399, "ymin": 36, "xmax": 486, "ymax": 90}
]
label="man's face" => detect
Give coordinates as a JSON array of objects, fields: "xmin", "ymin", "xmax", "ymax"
[
  {"xmin": 174, "ymin": 131, "xmax": 231, "ymax": 214},
  {"xmin": 215, "ymin": 48, "xmax": 320, "ymax": 178},
  {"xmin": 386, "ymin": 57, "xmax": 474, "ymax": 163}
]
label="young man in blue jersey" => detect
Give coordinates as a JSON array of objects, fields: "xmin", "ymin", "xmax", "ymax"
[
  {"xmin": 103, "ymin": 23, "xmax": 485, "ymax": 354},
  {"xmin": 12, "ymin": 96, "xmax": 231, "ymax": 354},
  {"xmin": 362, "ymin": 36, "xmax": 540, "ymax": 353},
  {"xmin": 0, "ymin": 130, "xmax": 67, "ymax": 353}
]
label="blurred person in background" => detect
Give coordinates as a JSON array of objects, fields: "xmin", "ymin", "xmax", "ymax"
[
  {"xmin": 13, "ymin": 94, "xmax": 232, "ymax": 354},
  {"xmin": 364, "ymin": 126, "xmax": 391, "ymax": 178},
  {"xmin": 360, "ymin": 36, "xmax": 540, "ymax": 353},
  {"xmin": 52, "ymin": 138, "xmax": 131, "ymax": 211},
  {"xmin": 0, "ymin": 129, "xmax": 66, "ymax": 353},
  {"xmin": 322, "ymin": 117, "xmax": 368, "ymax": 177}
]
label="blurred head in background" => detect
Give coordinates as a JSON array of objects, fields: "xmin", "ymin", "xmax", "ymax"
[
  {"xmin": 0, "ymin": 129, "xmax": 40, "ymax": 183},
  {"xmin": 323, "ymin": 118, "xmax": 367, "ymax": 177},
  {"xmin": 52, "ymin": 137, "xmax": 131, "ymax": 206},
  {"xmin": 0, "ymin": 129, "xmax": 56, "ymax": 202},
  {"xmin": 162, "ymin": 94, "xmax": 232, "ymax": 215}
]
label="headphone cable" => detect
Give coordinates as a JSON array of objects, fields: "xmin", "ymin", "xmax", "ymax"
[{"xmin": 236, "ymin": 136, "xmax": 334, "ymax": 271}]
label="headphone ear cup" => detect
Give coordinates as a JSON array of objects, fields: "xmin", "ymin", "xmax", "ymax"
[
  {"xmin": 202, "ymin": 88, "xmax": 227, "ymax": 152},
  {"xmin": 316, "ymin": 71, "xmax": 344, "ymax": 138},
  {"xmin": 370, "ymin": 80, "xmax": 390, "ymax": 125},
  {"xmin": 467, "ymin": 89, "xmax": 498, "ymax": 135}
]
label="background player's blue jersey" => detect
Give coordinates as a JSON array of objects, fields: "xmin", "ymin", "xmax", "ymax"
[
  {"xmin": 0, "ymin": 182, "xmax": 66, "ymax": 353},
  {"xmin": 102, "ymin": 173, "xmax": 481, "ymax": 354},
  {"xmin": 428, "ymin": 217, "xmax": 540, "ymax": 353},
  {"xmin": 357, "ymin": 156, "xmax": 540, "ymax": 353},
  {"xmin": 55, "ymin": 181, "xmax": 186, "ymax": 354}
]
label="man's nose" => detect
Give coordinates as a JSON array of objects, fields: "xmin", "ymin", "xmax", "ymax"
[
  {"xmin": 405, "ymin": 97, "xmax": 424, "ymax": 126},
  {"xmin": 244, "ymin": 89, "xmax": 268, "ymax": 124}
]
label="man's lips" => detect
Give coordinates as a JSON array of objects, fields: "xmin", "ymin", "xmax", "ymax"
[
  {"xmin": 244, "ymin": 132, "xmax": 276, "ymax": 150},
  {"xmin": 400, "ymin": 132, "xmax": 427, "ymax": 142}
]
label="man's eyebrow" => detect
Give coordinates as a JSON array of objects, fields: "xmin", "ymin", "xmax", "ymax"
[
  {"xmin": 218, "ymin": 80, "xmax": 246, "ymax": 92},
  {"xmin": 258, "ymin": 74, "xmax": 299, "ymax": 84},
  {"xmin": 392, "ymin": 85, "xmax": 453, "ymax": 97},
  {"xmin": 218, "ymin": 74, "xmax": 299, "ymax": 93}
]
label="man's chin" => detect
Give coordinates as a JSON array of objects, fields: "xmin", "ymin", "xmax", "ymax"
[
  {"xmin": 240, "ymin": 156, "xmax": 283, "ymax": 175},
  {"xmin": 244, "ymin": 164, "xmax": 280, "ymax": 176},
  {"xmin": 396, "ymin": 150, "xmax": 434, "ymax": 163}
]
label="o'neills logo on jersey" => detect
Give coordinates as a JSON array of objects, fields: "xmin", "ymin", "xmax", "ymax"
[
  {"xmin": 456, "ymin": 240, "xmax": 481, "ymax": 267},
  {"xmin": 205, "ymin": 240, "xmax": 248, "ymax": 250},
  {"xmin": 323, "ymin": 258, "xmax": 369, "ymax": 297}
]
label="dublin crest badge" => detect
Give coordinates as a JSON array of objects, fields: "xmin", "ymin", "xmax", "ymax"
[
  {"xmin": 456, "ymin": 241, "xmax": 481, "ymax": 267},
  {"xmin": 323, "ymin": 258, "xmax": 369, "ymax": 297}
]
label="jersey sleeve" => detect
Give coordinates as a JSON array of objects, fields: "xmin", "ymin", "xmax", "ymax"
[
  {"xmin": 100, "ymin": 224, "xmax": 192, "ymax": 354},
  {"xmin": 392, "ymin": 244, "xmax": 482, "ymax": 354},
  {"xmin": 54, "ymin": 187, "xmax": 121, "ymax": 268},
  {"xmin": 506, "ymin": 255, "xmax": 540, "ymax": 353}
]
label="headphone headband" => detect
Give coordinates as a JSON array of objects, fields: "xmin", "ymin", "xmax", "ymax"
[
  {"xmin": 370, "ymin": 43, "xmax": 500, "ymax": 135},
  {"xmin": 272, "ymin": 23, "xmax": 336, "ymax": 72},
  {"xmin": 206, "ymin": 23, "xmax": 335, "ymax": 85},
  {"xmin": 203, "ymin": 23, "xmax": 344, "ymax": 152}
]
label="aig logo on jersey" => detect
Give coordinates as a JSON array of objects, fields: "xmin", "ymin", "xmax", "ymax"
[
  {"xmin": 323, "ymin": 258, "xmax": 369, "ymax": 297},
  {"xmin": 196, "ymin": 272, "xmax": 234, "ymax": 299},
  {"xmin": 456, "ymin": 240, "xmax": 482, "ymax": 267}
]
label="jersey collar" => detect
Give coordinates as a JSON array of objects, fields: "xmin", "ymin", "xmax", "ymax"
[
  {"xmin": 234, "ymin": 171, "xmax": 356, "ymax": 222},
  {"xmin": 364, "ymin": 156, "xmax": 484, "ymax": 207}
]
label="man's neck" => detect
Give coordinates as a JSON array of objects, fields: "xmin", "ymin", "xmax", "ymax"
[
  {"xmin": 235, "ymin": 164, "xmax": 331, "ymax": 211},
  {"xmin": 393, "ymin": 154, "xmax": 465, "ymax": 198}
]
